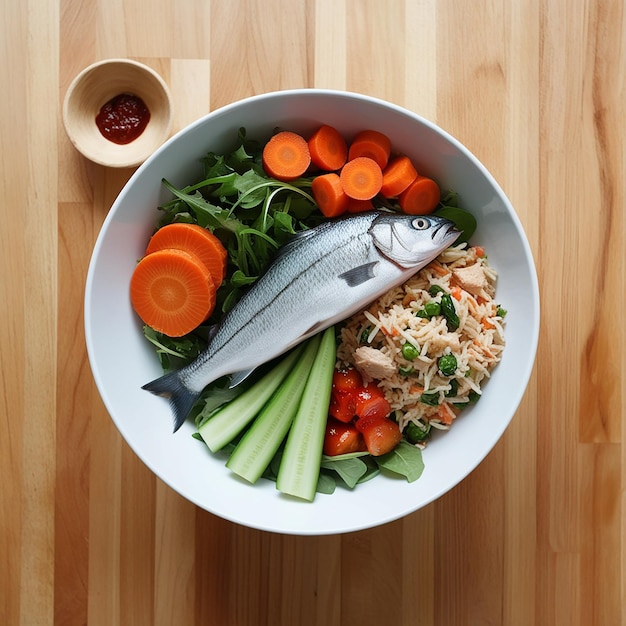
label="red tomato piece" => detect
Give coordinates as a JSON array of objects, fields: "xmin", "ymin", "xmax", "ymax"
[
  {"xmin": 329, "ymin": 389, "xmax": 357, "ymax": 423},
  {"xmin": 323, "ymin": 418, "xmax": 364, "ymax": 456},
  {"xmin": 355, "ymin": 416, "xmax": 402, "ymax": 456},
  {"xmin": 332, "ymin": 367, "xmax": 363, "ymax": 393},
  {"xmin": 354, "ymin": 384, "xmax": 391, "ymax": 420}
]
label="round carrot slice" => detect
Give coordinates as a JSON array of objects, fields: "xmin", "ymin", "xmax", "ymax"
[
  {"xmin": 398, "ymin": 175, "xmax": 441, "ymax": 215},
  {"xmin": 339, "ymin": 157, "xmax": 383, "ymax": 200},
  {"xmin": 308, "ymin": 124, "xmax": 348, "ymax": 171},
  {"xmin": 348, "ymin": 130, "xmax": 391, "ymax": 169},
  {"xmin": 380, "ymin": 155, "xmax": 418, "ymax": 198},
  {"xmin": 311, "ymin": 173, "xmax": 349, "ymax": 217},
  {"xmin": 145, "ymin": 223, "xmax": 228, "ymax": 288},
  {"xmin": 130, "ymin": 248, "xmax": 216, "ymax": 337},
  {"xmin": 262, "ymin": 131, "xmax": 311, "ymax": 181}
]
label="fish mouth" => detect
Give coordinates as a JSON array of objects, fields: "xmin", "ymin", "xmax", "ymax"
[{"xmin": 432, "ymin": 220, "xmax": 461, "ymax": 243}]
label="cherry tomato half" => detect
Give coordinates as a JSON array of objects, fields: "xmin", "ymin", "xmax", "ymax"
[
  {"xmin": 355, "ymin": 416, "xmax": 402, "ymax": 456},
  {"xmin": 323, "ymin": 418, "xmax": 364, "ymax": 456}
]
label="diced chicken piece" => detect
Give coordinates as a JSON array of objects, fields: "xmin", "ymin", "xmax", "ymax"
[
  {"xmin": 354, "ymin": 346, "xmax": 397, "ymax": 381},
  {"xmin": 452, "ymin": 263, "xmax": 488, "ymax": 298}
]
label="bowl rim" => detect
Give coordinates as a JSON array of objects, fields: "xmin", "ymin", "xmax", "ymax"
[{"xmin": 84, "ymin": 88, "xmax": 540, "ymax": 534}]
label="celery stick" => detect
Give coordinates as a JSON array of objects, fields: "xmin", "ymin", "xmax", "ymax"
[
  {"xmin": 276, "ymin": 326, "xmax": 336, "ymax": 501},
  {"xmin": 198, "ymin": 345, "xmax": 303, "ymax": 452},
  {"xmin": 226, "ymin": 335, "xmax": 321, "ymax": 484}
]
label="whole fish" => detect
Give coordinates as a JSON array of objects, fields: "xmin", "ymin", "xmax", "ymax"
[{"xmin": 143, "ymin": 210, "xmax": 460, "ymax": 431}]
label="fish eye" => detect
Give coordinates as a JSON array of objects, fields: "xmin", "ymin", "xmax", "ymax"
[{"xmin": 412, "ymin": 218, "xmax": 430, "ymax": 230}]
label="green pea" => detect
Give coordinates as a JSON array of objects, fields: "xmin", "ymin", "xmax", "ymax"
[
  {"xmin": 399, "ymin": 365, "xmax": 415, "ymax": 376},
  {"xmin": 404, "ymin": 421, "xmax": 431, "ymax": 443},
  {"xmin": 438, "ymin": 354, "xmax": 458, "ymax": 376},
  {"xmin": 424, "ymin": 301, "xmax": 441, "ymax": 316},
  {"xmin": 415, "ymin": 308, "xmax": 430, "ymax": 319},
  {"xmin": 401, "ymin": 342, "xmax": 419, "ymax": 360}
]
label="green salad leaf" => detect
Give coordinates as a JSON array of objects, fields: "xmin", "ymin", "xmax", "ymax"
[
  {"xmin": 142, "ymin": 325, "xmax": 207, "ymax": 371},
  {"xmin": 157, "ymin": 128, "xmax": 322, "ymax": 320},
  {"xmin": 375, "ymin": 441, "xmax": 425, "ymax": 482},
  {"xmin": 319, "ymin": 443, "xmax": 422, "ymax": 490},
  {"xmin": 433, "ymin": 191, "xmax": 477, "ymax": 243},
  {"xmin": 321, "ymin": 455, "xmax": 370, "ymax": 489}
]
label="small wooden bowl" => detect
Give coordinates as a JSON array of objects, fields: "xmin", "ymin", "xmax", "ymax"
[{"xmin": 63, "ymin": 59, "xmax": 173, "ymax": 168}]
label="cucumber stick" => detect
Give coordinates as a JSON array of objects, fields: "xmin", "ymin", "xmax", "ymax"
[
  {"xmin": 198, "ymin": 345, "xmax": 304, "ymax": 452},
  {"xmin": 276, "ymin": 326, "xmax": 336, "ymax": 501},
  {"xmin": 226, "ymin": 334, "xmax": 321, "ymax": 484}
]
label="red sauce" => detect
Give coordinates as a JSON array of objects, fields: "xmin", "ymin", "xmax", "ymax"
[{"xmin": 95, "ymin": 93, "xmax": 150, "ymax": 144}]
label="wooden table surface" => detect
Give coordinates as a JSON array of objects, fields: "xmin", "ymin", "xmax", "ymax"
[{"xmin": 2, "ymin": 1, "xmax": 624, "ymax": 624}]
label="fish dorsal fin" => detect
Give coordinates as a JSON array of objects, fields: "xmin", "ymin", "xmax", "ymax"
[{"xmin": 338, "ymin": 261, "xmax": 379, "ymax": 287}]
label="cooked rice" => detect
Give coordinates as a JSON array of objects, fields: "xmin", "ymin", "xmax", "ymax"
[{"xmin": 336, "ymin": 243, "xmax": 505, "ymax": 440}]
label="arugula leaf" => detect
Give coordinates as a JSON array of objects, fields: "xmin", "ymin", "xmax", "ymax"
[
  {"xmin": 142, "ymin": 325, "xmax": 207, "ymax": 371},
  {"xmin": 161, "ymin": 180, "xmax": 242, "ymax": 233},
  {"xmin": 230, "ymin": 270, "xmax": 258, "ymax": 287},
  {"xmin": 273, "ymin": 212, "xmax": 297, "ymax": 245},
  {"xmin": 194, "ymin": 378, "xmax": 249, "ymax": 428},
  {"xmin": 232, "ymin": 170, "xmax": 274, "ymax": 208}
]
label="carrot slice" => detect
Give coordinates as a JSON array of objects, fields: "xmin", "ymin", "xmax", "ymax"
[
  {"xmin": 130, "ymin": 248, "xmax": 216, "ymax": 337},
  {"xmin": 346, "ymin": 198, "xmax": 374, "ymax": 213},
  {"xmin": 398, "ymin": 175, "xmax": 441, "ymax": 215},
  {"xmin": 262, "ymin": 130, "xmax": 311, "ymax": 181},
  {"xmin": 308, "ymin": 124, "xmax": 348, "ymax": 171},
  {"xmin": 339, "ymin": 156, "xmax": 383, "ymax": 200},
  {"xmin": 380, "ymin": 155, "xmax": 418, "ymax": 198},
  {"xmin": 311, "ymin": 173, "xmax": 349, "ymax": 217},
  {"xmin": 145, "ymin": 223, "xmax": 228, "ymax": 287},
  {"xmin": 481, "ymin": 317, "xmax": 496, "ymax": 330},
  {"xmin": 436, "ymin": 402, "xmax": 457, "ymax": 426},
  {"xmin": 348, "ymin": 130, "xmax": 391, "ymax": 169}
]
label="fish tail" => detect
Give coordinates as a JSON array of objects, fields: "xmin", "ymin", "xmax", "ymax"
[{"xmin": 142, "ymin": 371, "xmax": 200, "ymax": 433}]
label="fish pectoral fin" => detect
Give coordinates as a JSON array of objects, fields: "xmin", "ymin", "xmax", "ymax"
[
  {"xmin": 228, "ymin": 368, "xmax": 256, "ymax": 388},
  {"xmin": 338, "ymin": 261, "xmax": 379, "ymax": 287}
]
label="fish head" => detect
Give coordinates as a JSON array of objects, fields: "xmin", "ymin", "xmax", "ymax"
[{"xmin": 369, "ymin": 213, "xmax": 461, "ymax": 268}]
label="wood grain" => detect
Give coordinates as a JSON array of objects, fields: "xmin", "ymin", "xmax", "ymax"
[{"xmin": 1, "ymin": 0, "xmax": 624, "ymax": 624}]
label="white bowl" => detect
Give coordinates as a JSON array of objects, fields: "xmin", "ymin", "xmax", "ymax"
[{"xmin": 85, "ymin": 89, "xmax": 539, "ymax": 535}]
